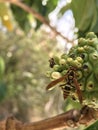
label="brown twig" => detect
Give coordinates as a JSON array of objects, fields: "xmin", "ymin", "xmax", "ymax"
[
  {"xmin": 0, "ymin": 0, "xmax": 74, "ymax": 43},
  {"xmin": 0, "ymin": 106, "xmax": 98, "ymax": 130}
]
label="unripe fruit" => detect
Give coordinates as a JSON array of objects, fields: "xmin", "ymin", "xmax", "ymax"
[
  {"xmin": 78, "ymin": 38, "xmax": 87, "ymax": 46},
  {"xmin": 86, "ymin": 32, "xmax": 97, "ymax": 39},
  {"xmin": 73, "ymin": 60, "xmax": 82, "ymax": 68},
  {"xmin": 47, "ymin": 32, "xmax": 98, "ymax": 106},
  {"xmin": 67, "ymin": 57, "xmax": 73, "ymax": 63},
  {"xmin": 53, "ymin": 65, "xmax": 60, "ymax": 71},
  {"xmin": 59, "ymin": 59, "xmax": 66, "ymax": 65},
  {"xmin": 76, "ymin": 71, "xmax": 82, "ymax": 80},
  {"xmin": 51, "ymin": 72, "xmax": 61, "ymax": 79},
  {"xmin": 77, "ymin": 47, "xmax": 85, "ymax": 53},
  {"xmin": 76, "ymin": 57, "xmax": 83, "ymax": 63}
]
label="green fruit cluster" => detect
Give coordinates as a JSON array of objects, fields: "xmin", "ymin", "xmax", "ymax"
[{"xmin": 47, "ymin": 32, "xmax": 98, "ymax": 106}]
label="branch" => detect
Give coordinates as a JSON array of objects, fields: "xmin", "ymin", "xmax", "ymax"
[
  {"xmin": 0, "ymin": 106, "xmax": 98, "ymax": 130},
  {"xmin": 0, "ymin": 0, "xmax": 74, "ymax": 43}
]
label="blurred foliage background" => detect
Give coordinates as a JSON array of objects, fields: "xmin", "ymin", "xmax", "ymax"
[
  {"xmin": 0, "ymin": 0, "xmax": 98, "ymax": 129},
  {"xmin": 0, "ymin": 29, "xmax": 64, "ymax": 122}
]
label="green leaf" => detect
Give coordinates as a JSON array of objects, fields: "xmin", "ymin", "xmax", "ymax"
[
  {"xmin": 71, "ymin": 0, "xmax": 96, "ymax": 30},
  {"xmin": 11, "ymin": 5, "xmax": 31, "ymax": 32},
  {"xmin": 10, "ymin": 0, "xmax": 58, "ymax": 31},
  {"xmin": 0, "ymin": 56, "xmax": 5, "ymax": 78},
  {"xmin": 84, "ymin": 120, "xmax": 98, "ymax": 130},
  {"xmin": 59, "ymin": 3, "xmax": 71, "ymax": 14},
  {"xmin": 31, "ymin": 0, "xmax": 58, "ymax": 29},
  {"xmin": 60, "ymin": 0, "xmax": 98, "ymax": 37},
  {"xmin": 0, "ymin": 82, "xmax": 7, "ymax": 102}
]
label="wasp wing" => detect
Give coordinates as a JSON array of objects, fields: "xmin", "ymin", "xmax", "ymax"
[
  {"xmin": 73, "ymin": 78, "xmax": 83, "ymax": 103},
  {"xmin": 46, "ymin": 76, "xmax": 66, "ymax": 90}
]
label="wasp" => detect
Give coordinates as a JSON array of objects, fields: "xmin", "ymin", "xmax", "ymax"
[
  {"xmin": 49, "ymin": 58, "xmax": 55, "ymax": 68},
  {"xmin": 60, "ymin": 83, "xmax": 74, "ymax": 100},
  {"xmin": 46, "ymin": 67, "xmax": 83, "ymax": 103}
]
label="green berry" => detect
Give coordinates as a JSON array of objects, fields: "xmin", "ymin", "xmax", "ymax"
[
  {"xmin": 78, "ymin": 38, "xmax": 87, "ymax": 46},
  {"xmin": 47, "ymin": 32, "xmax": 98, "ymax": 106},
  {"xmin": 76, "ymin": 70, "xmax": 83, "ymax": 80},
  {"xmin": 59, "ymin": 59, "xmax": 66, "ymax": 65},
  {"xmin": 86, "ymin": 32, "xmax": 97, "ymax": 39},
  {"xmin": 53, "ymin": 65, "xmax": 60, "ymax": 71},
  {"xmin": 77, "ymin": 47, "xmax": 85, "ymax": 53},
  {"xmin": 51, "ymin": 71, "xmax": 61, "ymax": 79},
  {"xmin": 76, "ymin": 57, "xmax": 83, "ymax": 63}
]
